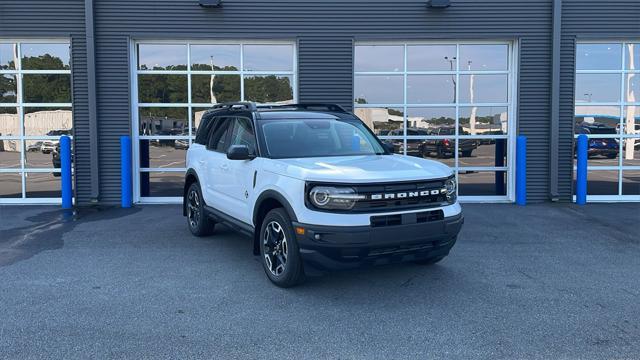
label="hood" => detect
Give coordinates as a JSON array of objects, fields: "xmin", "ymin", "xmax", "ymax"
[{"xmin": 266, "ymin": 155, "xmax": 453, "ymax": 183}]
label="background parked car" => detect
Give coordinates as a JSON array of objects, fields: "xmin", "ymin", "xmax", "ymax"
[
  {"xmin": 575, "ymin": 123, "xmax": 619, "ymax": 158},
  {"xmin": 421, "ymin": 126, "xmax": 478, "ymax": 158}
]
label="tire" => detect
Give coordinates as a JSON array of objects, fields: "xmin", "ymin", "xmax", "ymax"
[
  {"xmin": 413, "ymin": 256, "xmax": 445, "ymax": 266},
  {"xmin": 436, "ymin": 147, "xmax": 445, "ymax": 159},
  {"xmin": 461, "ymin": 150, "xmax": 473, "ymax": 157},
  {"xmin": 186, "ymin": 182, "xmax": 215, "ymax": 237},
  {"xmin": 259, "ymin": 208, "xmax": 305, "ymax": 288},
  {"xmin": 606, "ymin": 153, "xmax": 618, "ymax": 159}
]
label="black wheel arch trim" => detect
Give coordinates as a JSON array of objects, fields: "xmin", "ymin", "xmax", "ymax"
[
  {"xmin": 253, "ymin": 190, "xmax": 299, "ymax": 225},
  {"xmin": 183, "ymin": 169, "xmax": 201, "ymax": 216}
]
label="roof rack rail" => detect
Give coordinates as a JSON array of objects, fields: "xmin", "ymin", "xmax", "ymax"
[
  {"xmin": 256, "ymin": 103, "xmax": 348, "ymax": 113},
  {"xmin": 211, "ymin": 102, "xmax": 257, "ymax": 111}
]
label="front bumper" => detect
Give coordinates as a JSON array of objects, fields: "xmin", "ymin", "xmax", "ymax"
[{"xmin": 293, "ymin": 213, "xmax": 463, "ymax": 270}]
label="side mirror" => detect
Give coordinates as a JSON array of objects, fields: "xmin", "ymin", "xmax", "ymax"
[{"xmin": 226, "ymin": 145, "xmax": 254, "ymax": 160}]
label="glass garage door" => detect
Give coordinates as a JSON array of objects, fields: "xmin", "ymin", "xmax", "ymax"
[
  {"xmin": 574, "ymin": 42, "xmax": 640, "ymax": 201},
  {"xmin": 354, "ymin": 42, "xmax": 516, "ymax": 201},
  {"xmin": 132, "ymin": 41, "xmax": 297, "ymax": 203},
  {"xmin": 0, "ymin": 41, "xmax": 73, "ymax": 204}
]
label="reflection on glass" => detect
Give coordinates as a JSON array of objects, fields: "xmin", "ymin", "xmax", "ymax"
[
  {"xmin": 419, "ymin": 137, "xmax": 456, "ymax": 165},
  {"xmin": 0, "ymin": 107, "xmax": 19, "ymax": 137},
  {"xmin": 575, "ymin": 73, "xmax": 621, "ymax": 103},
  {"xmin": 190, "ymin": 44, "xmax": 240, "ymax": 71},
  {"xmin": 380, "ymin": 138, "xmax": 405, "ymax": 155},
  {"xmin": 583, "ymin": 170, "xmax": 619, "ymax": 195},
  {"xmin": 407, "ymin": 45, "xmax": 456, "ymax": 71},
  {"xmin": 244, "ymin": 75, "xmax": 293, "ymax": 103},
  {"xmin": 0, "ymin": 144, "xmax": 21, "ymax": 168},
  {"xmin": 574, "ymin": 106, "xmax": 620, "ymax": 133},
  {"xmin": 354, "ymin": 108, "xmax": 404, "ymax": 136},
  {"xmin": 192, "ymin": 107, "xmax": 211, "ymax": 133},
  {"xmin": 459, "ymin": 45, "xmax": 508, "ymax": 71},
  {"xmin": 622, "ymin": 138, "xmax": 640, "ymax": 166},
  {"xmin": 0, "ymin": 173, "xmax": 21, "ymax": 198},
  {"xmin": 407, "ymin": 75, "xmax": 456, "ymax": 104},
  {"xmin": 458, "ymin": 171, "xmax": 507, "ymax": 196},
  {"xmin": 23, "ymin": 108, "xmax": 73, "ymax": 137},
  {"xmin": 21, "ymin": 43, "xmax": 70, "ymax": 70},
  {"xmin": 621, "ymin": 171, "xmax": 640, "ymax": 195},
  {"xmin": 138, "ymin": 141, "xmax": 187, "ymax": 168},
  {"xmin": 624, "ymin": 43, "xmax": 639, "ymax": 71},
  {"xmin": 625, "ymin": 73, "xmax": 638, "ymax": 102},
  {"xmin": 138, "ymin": 74, "xmax": 188, "ymax": 103},
  {"xmin": 191, "ymin": 74, "xmax": 240, "ymax": 104},
  {"xmin": 576, "ymin": 43, "xmax": 622, "ymax": 70},
  {"xmin": 458, "ymin": 139, "xmax": 505, "ymax": 167},
  {"xmin": 0, "ymin": 43, "xmax": 17, "ymax": 70},
  {"xmin": 140, "ymin": 171, "xmax": 184, "ymax": 197},
  {"xmin": 406, "ymin": 107, "xmax": 455, "ymax": 132},
  {"xmin": 25, "ymin": 145, "xmax": 58, "ymax": 168},
  {"xmin": 25, "ymin": 172, "xmax": 61, "ymax": 198},
  {"xmin": 1, "ymin": 75, "xmax": 17, "ymax": 103},
  {"xmin": 23, "ymin": 74, "xmax": 72, "ymax": 103},
  {"xmin": 137, "ymin": 44, "xmax": 187, "ymax": 70},
  {"xmin": 355, "ymin": 45, "xmax": 403, "ymax": 72},
  {"xmin": 459, "ymin": 106, "xmax": 508, "ymax": 135},
  {"xmin": 459, "ymin": 74, "xmax": 508, "ymax": 104},
  {"xmin": 138, "ymin": 107, "xmax": 188, "ymax": 136},
  {"xmin": 354, "ymin": 75, "xmax": 403, "ymax": 104},
  {"xmin": 572, "ymin": 137, "xmax": 620, "ymax": 167},
  {"xmin": 243, "ymin": 45, "xmax": 293, "ymax": 71}
]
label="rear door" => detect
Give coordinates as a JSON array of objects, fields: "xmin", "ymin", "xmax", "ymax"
[{"xmin": 203, "ymin": 117, "xmax": 233, "ymax": 208}]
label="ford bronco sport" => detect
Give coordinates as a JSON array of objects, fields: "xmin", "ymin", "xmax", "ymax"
[{"xmin": 183, "ymin": 102, "xmax": 463, "ymax": 287}]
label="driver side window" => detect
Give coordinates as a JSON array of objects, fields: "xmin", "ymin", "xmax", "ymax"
[{"xmin": 228, "ymin": 117, "xmax": 256, "ymax": 154}]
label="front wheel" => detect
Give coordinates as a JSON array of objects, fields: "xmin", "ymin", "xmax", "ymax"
[
  {"xmin": 186, "ymin": 182, "xmax": 215, "ymax": 237},
  {"xmin": 260, "ymin": 208, "xmax": 305, "ymax": 287}
]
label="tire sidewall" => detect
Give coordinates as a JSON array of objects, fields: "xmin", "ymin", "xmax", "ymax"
[
  {"xmin": 259, "ymin": 208, "xmax": 303, "ymax": 286},
  {"xmin": 187, "ymin": 182, "xmax": 207, "ymax": 235}
]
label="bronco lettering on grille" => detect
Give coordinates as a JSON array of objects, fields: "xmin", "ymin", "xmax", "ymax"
[{"xmin": 370, "ymin": 188, "xmax": 446, "ymax": 200}]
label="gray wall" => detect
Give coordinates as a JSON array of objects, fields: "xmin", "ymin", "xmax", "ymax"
[
  {"xmin": 559, "ymin": 0, "xmax": 640, "ymax": 200},
  {"xmin": 2, "ymin": 0, "xmax": 638, "ymax": 204}
]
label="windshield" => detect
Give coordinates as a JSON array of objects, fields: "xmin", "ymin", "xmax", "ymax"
[{"xmin": 259, "ymin": 118, "xmax": 387, "ymax": 158}]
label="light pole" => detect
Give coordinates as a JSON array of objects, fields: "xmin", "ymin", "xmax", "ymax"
[
  {"xmin": 625, "ymin": 44, "xmax": 636, "ymax": 160},
  {"xmin": 445, "ymin": 56, "xmax": 456, "ymax": 103},
  {"xmin": 210, "ymin": 56, "xmax": 217, "ymax": 104},
  {"xmin": 468, "ymin": 60, "xmax": 477, "ymax": 135}
]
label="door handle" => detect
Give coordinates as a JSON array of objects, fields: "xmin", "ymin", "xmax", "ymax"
[{"xmin": 220, "ymin": 163, "xmax": 229, "ymax": 171}]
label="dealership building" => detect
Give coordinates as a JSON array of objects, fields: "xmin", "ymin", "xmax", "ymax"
[{"xmin": 0, "ymin": 0, "xmax": 638, "ymax": 205}]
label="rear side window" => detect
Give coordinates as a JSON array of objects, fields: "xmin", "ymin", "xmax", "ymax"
[
  {"xmin": 195, "ymin": 112, "xmax": 215, "ymax": 145},
  {"xmin": 207, "ymin": 117, "xmax": 232, "ymax": 152}
]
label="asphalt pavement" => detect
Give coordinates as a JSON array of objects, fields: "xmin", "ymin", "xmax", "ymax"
[{"xmin": 0, "ymin": 203, "xmax": 639, "ymax": 359}]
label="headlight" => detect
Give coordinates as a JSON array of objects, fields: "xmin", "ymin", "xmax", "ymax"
[
  {"xmin": 308, "ymin": 186, "xmax": 365, "ymax": 210},
  {"xmin": 445, "ymin": 176, "xmax": 457, "ymax": 203}
]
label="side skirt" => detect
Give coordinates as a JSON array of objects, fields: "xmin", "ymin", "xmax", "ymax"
[{"xmin": 203, "ymin": 205, "xmax": 255, "ymax": 239}]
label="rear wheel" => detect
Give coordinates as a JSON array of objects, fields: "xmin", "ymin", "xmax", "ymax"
[
  {"xmin": 186, "ymin": 182, "xmax": 215, "ymax": 237},
  {"xmin": 606, "ymin": 153, "xmax": 618, "ymax": 159},
  {"xmin": 461, "ymin": 149, "xmax": 473, "ymax": 157},
  {"xmin": 260, "ymin": 208, "xmax": 305, "ymax": 287}
]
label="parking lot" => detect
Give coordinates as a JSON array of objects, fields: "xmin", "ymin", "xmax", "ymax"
[{"xmin": 1, "ymin": 203, "xmax": 639, "ymax": 359}]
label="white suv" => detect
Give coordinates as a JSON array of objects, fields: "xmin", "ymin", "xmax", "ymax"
[{"xmin": 183, "ymin": 103, "xmax": 463, "ymax": 287}]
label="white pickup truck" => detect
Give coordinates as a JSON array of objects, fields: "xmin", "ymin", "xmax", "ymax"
[{"xmin": 183, "ymin": 103, "xmax": 463, "ymax": 287}]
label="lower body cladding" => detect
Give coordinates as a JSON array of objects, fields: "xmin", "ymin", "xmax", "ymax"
[{"xmin": 293, "ymin": 209, "xmax": 464, "ymax": 270}]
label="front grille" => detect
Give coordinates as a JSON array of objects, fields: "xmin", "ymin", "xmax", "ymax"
[
  {"xmin": 370, "ymin": 209, "xmax": 444, "ymax": 227},
  {"xmin": 351, "ymin": 179, "xmax": 449, "ymax": 213}
]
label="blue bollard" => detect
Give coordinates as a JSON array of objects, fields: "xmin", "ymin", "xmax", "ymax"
[
  {"xmin": 121, "ymin": 136, "xmax": 132, "ymax": 208},
  {"xmin": 516, "ymin": 135, "xmax": 527, "ymax": 206},
  {"xmin": 575, "ymin": 134, "xmax": 588, "ymax": 205},
  {"xmin": 60, "ymin": 135, "xmax": 73, "ymax": 209}
]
